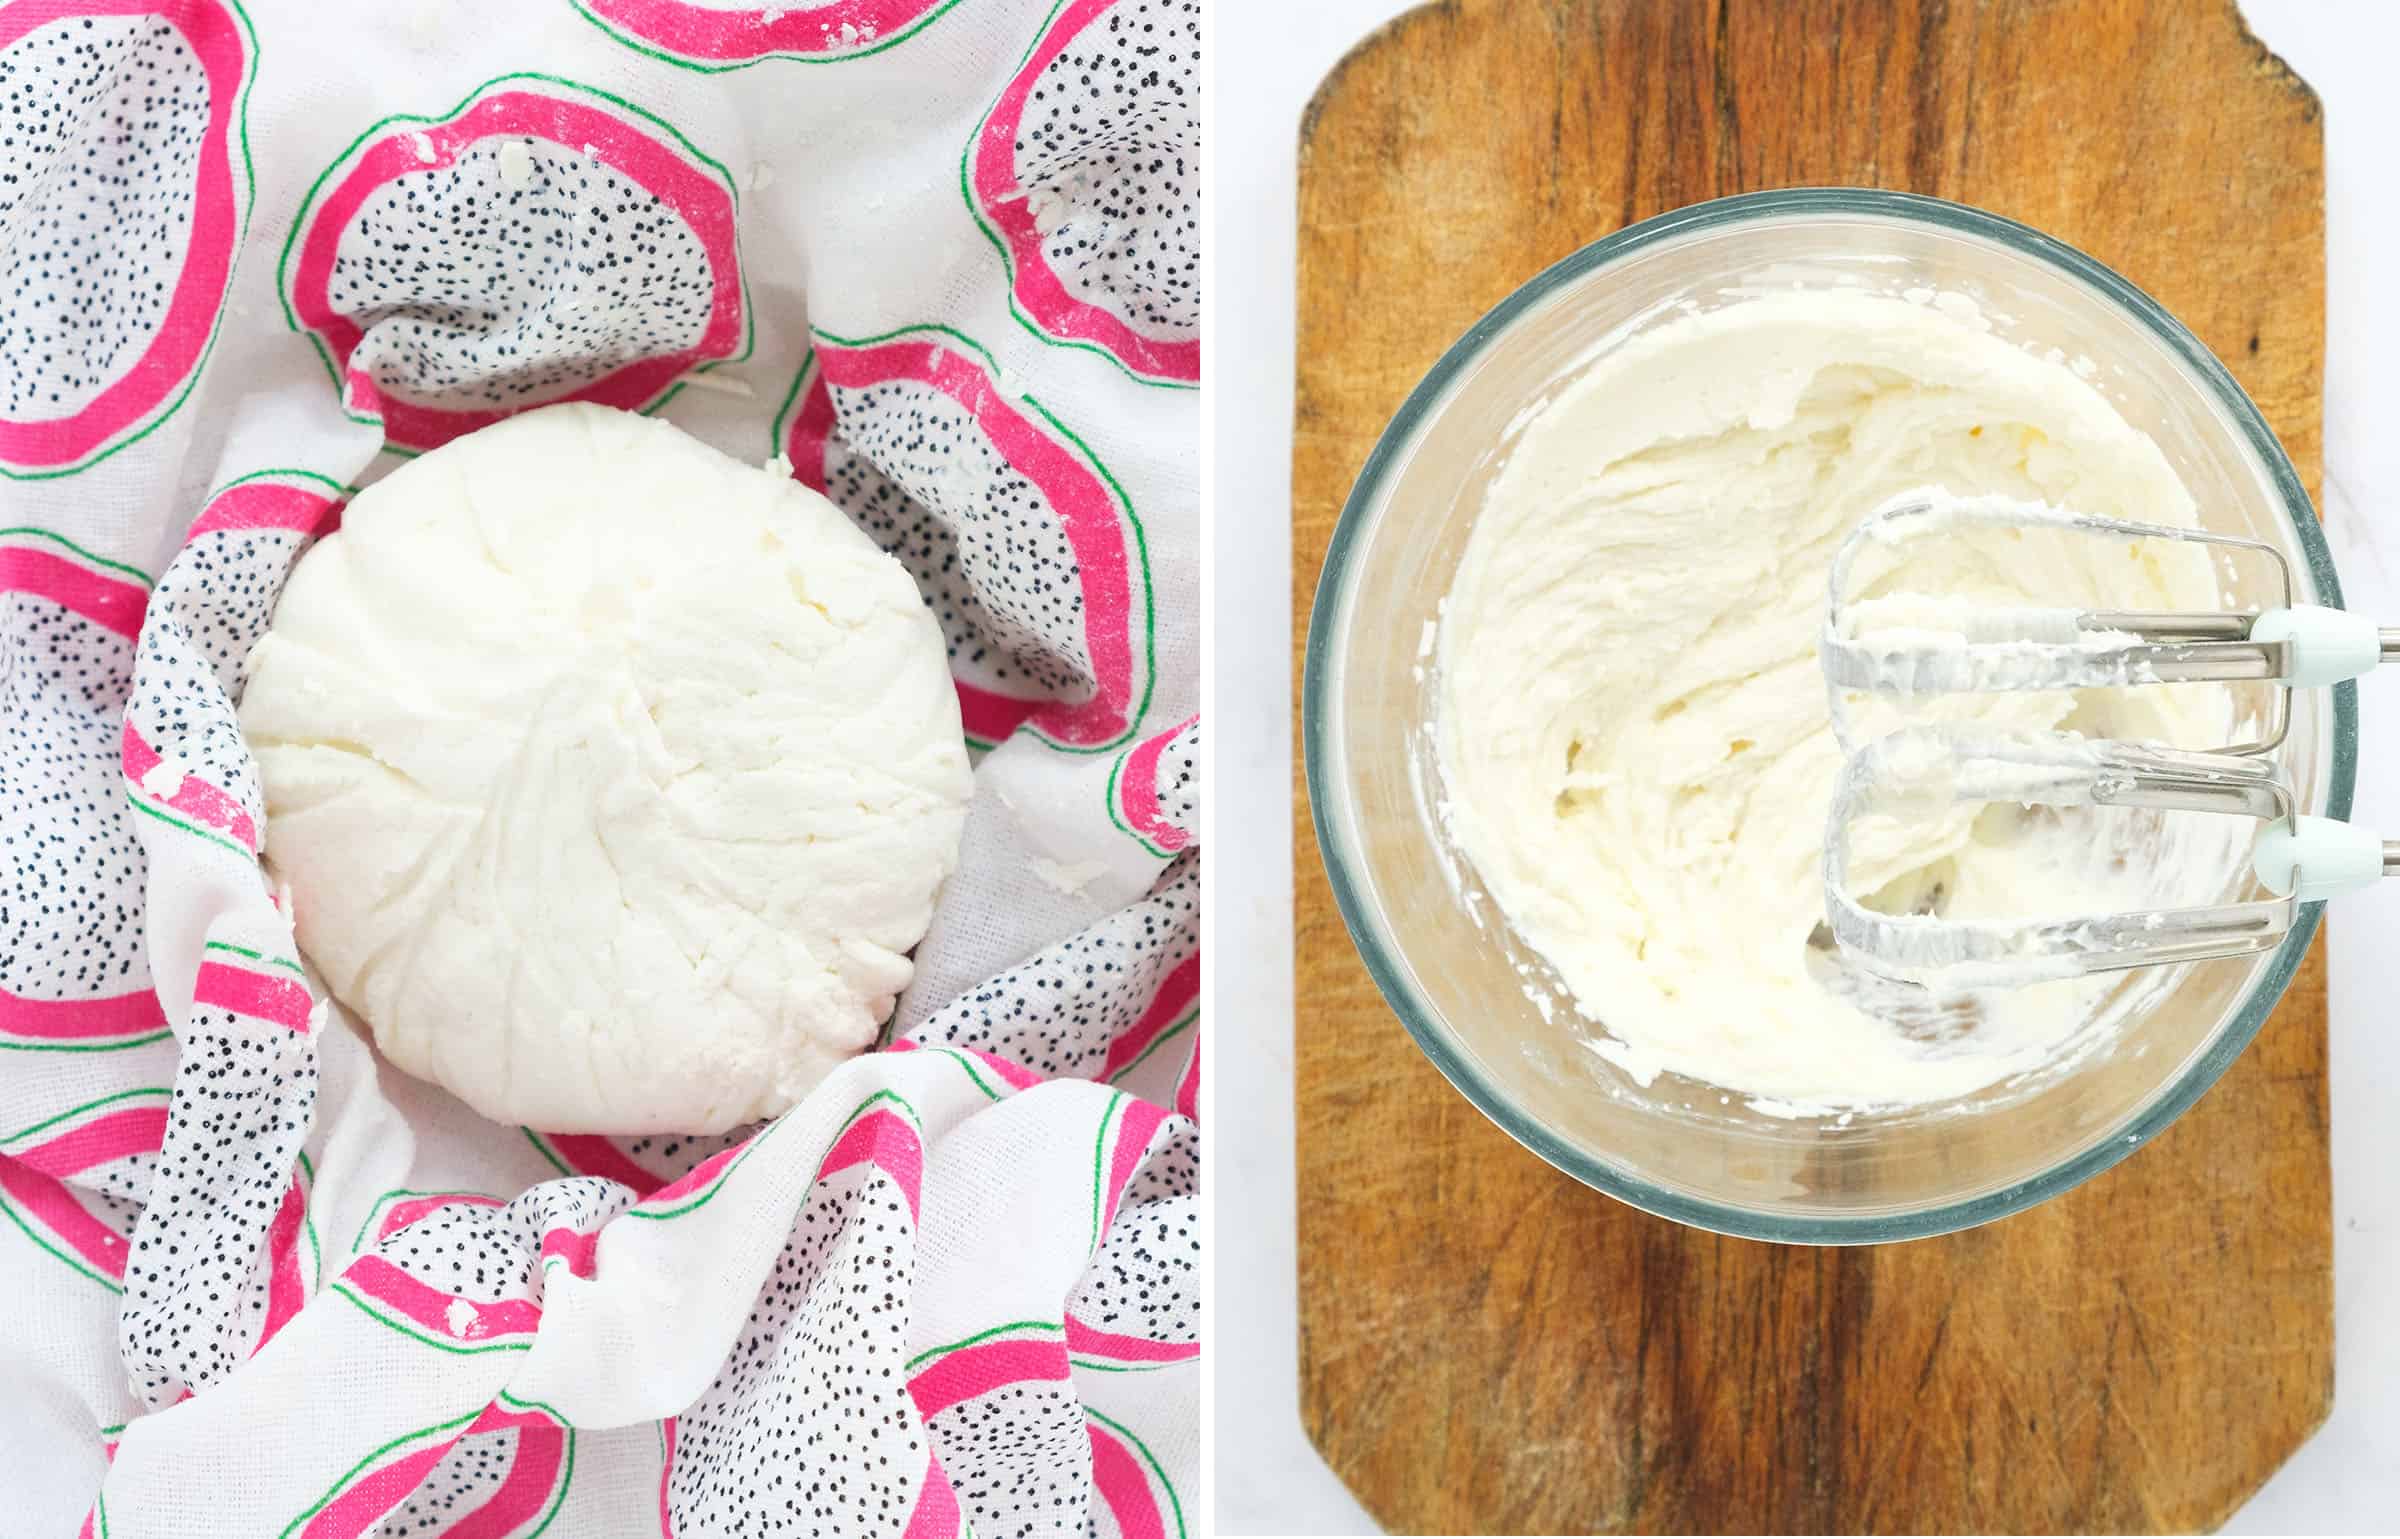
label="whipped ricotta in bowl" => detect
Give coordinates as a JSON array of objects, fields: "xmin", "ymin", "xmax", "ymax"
[{"xmin": 1433, "ymin": 289, "xmax": 2251, "ymax": 1110}]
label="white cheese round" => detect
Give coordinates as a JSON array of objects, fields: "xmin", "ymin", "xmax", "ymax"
[{"xmin": 240, "ymin": 404, "xmax": 972, "ymax": 1133}]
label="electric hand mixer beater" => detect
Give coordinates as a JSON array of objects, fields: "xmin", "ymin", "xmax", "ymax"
[{"xmin": 1815, "ymin": 491, "xmax": 2396, "ymax": 997}]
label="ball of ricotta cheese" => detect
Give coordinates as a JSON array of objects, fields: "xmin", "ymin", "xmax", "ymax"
[{"xmin": 239, "ymin": 404, "xmax": 972, "ymax": 1134}]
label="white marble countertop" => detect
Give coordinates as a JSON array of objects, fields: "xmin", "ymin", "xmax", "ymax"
[{"xmin": 1213, "ymin": 1, "xmax": 2400, "ymax": 1529}]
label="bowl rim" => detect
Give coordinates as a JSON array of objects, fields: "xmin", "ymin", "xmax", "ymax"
[{"xmin": 1301, "ymin": 186, "xmax": 2355, "ymax": 1245}]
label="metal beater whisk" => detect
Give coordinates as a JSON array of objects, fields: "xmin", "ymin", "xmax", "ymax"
[{"xmin": 1816, "ymin": 491, "xmax": 2397, "ymax": 992}]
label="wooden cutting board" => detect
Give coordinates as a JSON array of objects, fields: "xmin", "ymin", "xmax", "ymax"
[{"xmin": 1290, "ymin": 1, "xmax": 2331, "ymax": 1532}]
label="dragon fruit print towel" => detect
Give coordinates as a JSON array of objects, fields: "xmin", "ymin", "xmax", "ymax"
[{"xmin": 0, "ymin": 1, "xmax": 1199, "ymax": 1533}]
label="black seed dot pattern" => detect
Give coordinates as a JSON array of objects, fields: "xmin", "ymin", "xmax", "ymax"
[
  {"xmin": 824, "ymin": 376, "xmax": 1092, "ymax": 698},
  {"xmin": 130, "ymin": 580, "xmax": 266, "ymax": 830},
  {"xmin": 606, "ymin": 1125, "xmax": 754, "ymax": 1188},
  {"xmin": 926, "ymin": 1379, "xmax": 1091, "ymax": 1538},
  {"xmin": 0, "ymin": 16, "xmax": 206, "ymax": 418},
  {"xmin": 1015, "ymin": 0, "xmax": 1199, "ymax": 340},
  {"xmin": 358, "ymin": 1184, "xmax": 627, "ymax": 1532},
  {"xmin": 70, "ymin": 1182, "xmax": 146, "ymax": 1248},
  {"xmin": 668, "ymin": 1164, "xmax": 923, "ymax": 1536},
  {"xmin": 366, "ymin": 1177, "xmax": 625, "ymax": 1300},
  {"xmin": 911, "ymin": 852, "xmax": 1197, "ymax": 1079},
  {"xmin": 79, "ymin": 1145, "xmax": 159, "ymax": 1206},
  {"xmin": 1072, "ymin": 1193, "xmax": 1197, "ymax": 1348},
  {"xmin": 163, "ymin": 524, "xmax": 314, "ymax": 697},
  {"xmin": 381, "ymin": 1204, "xmax": 539, "ymax": 1306},
  {"xmin": 373, "ymin": 1428, "xmax": 532, "ymax": 1535},
  {"xmin": 327, "ymin": 136, "xmax": 712, "ymax": 409},
  {"xmin": 1147, "ymin": 718, "xmax": 1197, "ymax": 838},
  {"xmin": 518, "ymin": 1175, "xmax": 628, "ymax": 1256},
  {"xmin": 0, "ymin": 596, "xmax": 147, "ymax": 1000},
  {"xmin": 118, "ymin": 998, "xmax": 317, "ymax": 1407},
  {"xmin": 227, "ymin": 1162, "xmax": 311, "ymax": 1361}
]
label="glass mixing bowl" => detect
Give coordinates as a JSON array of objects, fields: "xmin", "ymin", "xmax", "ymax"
[{"xmin": 1303, "ymin": 188, "xmax": 2354, "ymax": 1243}]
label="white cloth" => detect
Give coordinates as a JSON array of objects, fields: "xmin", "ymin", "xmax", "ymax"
[{"xmin": 0, "ymin": 0, "xmax": 1199, "ymax": 1532}]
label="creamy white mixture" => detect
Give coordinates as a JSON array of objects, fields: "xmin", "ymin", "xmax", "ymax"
[{"xmin": 1435, "ymin": 290, "xmax": 2246, "ymax": 1109}]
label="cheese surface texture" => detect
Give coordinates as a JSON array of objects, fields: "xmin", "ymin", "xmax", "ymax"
[{"xmin": 242, "ymin": 404, "xmax": 972, "ymax": 1133}]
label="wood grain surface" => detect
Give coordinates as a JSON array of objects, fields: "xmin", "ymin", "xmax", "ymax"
[{"xmin": 1289, "ymin": 1, "xmax": 2330, "ymax": 1532}]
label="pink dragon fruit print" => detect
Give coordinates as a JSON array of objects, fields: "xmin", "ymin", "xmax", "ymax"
[
  {"xmin": 655, "ymin": 1091, "xmax": 941, "ymax": 1536},
  {"xmin": 281, "ymin": 1395, "xmax": 572, "ymax": 1539},
  {"xmin": 74, "ymin": 1425, "xmax": 126, "ymax": 1539},
  {"xmin": 330, "ymin": 1181, "xmax": 626, "ymax": 1358},
  {"xmin": 279, "ymin": 73, "xmax": 749, "ymax": 455},
  {"xmin": 774, "ymin": 331, "xmax": 1156, "ymax": 752},
  {"xmin": 966, "ymin": 0, "xmax": 1199, "ymax": 388},
  {"xmin": 1084, "ymin": 1409, "xmax": 1185, "ymax": 1539},
  {"xmin": 0, "ymin": 0, "xmax": 258, "ymax": 479},
  {"xmin": 908, "ymin": 1323, "xmax": 1087, "ymax": 1536},
  {"xmin": 1111, "ymin": 714, "xmax": 1197, "ymax": 857},
  {"xmin": 0, "ymin": 1087, "xmax": 167, "ymax": 1292},
  {"xmin": 361, "ymin": 1402, "xmax": 573, "ymax": 1538},
  {"xmin": 107, "ymin": 472, "xmax": 353, "ymax": 1404},
  {"xmin": 242, "ymin": 1150, "xmax": 317, "ymax": 1360},
  {"xmin": 262, "ymin": 1187, "xmax": 620, "ymax": 1534},
  {"xmin": 183, "ymin": 469, "xmax": 348, "ymax": 545},
  {"xmin": 896, "ymin": 1095, "xmax": 1191, "ymax": 1537},
  {"xmin": 914, "ymin": 854, "xmax": 1197, "ymax": 1086},
  {"xmin": 520, "ymin": 1126, "xmax": 754, "ymax": 1201},
  {"xmin": 1068, "ymin": 1119, "xmax": 1196, "ymax": 1370},
  {"xmin": 573, "ymin": 0, "xmax": 965, "ymax": 69},
  {"xmin": 119, "ymin": 467, "xmax": 347, "ymax": 865},
  {"xmin": 2, "ymin": 528, "xmax": 168, "ymax": 1056},
  {"xmin": 115, "ymin": 942, "xmax": 319, "ymax": 1406}
]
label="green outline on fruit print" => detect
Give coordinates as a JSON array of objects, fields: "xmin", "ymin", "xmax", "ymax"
[
  {"xmin": 0, "ymin": 527, "xmax": 153, "ymax": 586},
  {"xmin": 328, "ymin": 1278, "xmax": 537, "ymax": 1357},
  {"xmin": 625, "ymin": 1086, "xmax": 922, "ymax": 1223},
  {"xmin": 296, "ymin": 1150, "xmax": 322, "ymax": 1286},
  {"xmin": 569, "ymin": 0, "xmax": 970, "ymax": 73},
  {"xmin": 279, "ymin": 1407, "xmax": 480, "ymax": 1537},
  {"xmin": 513, "ymin": 1394, "xmax": 577, "ymax": 1539},
  {"xmin": 274, "ymin": 71, "xmax": 755, "ymax": 448},
  {"xmin": 905, "ymin": 1318, "xmax": 1062, "ymax": 1373},
  {"xmin": 917, "ymin": 1046, "xmax": 1005, "ymax": 1102},
  {"xmin": 0, "ymin": 1086, "xmax": 170, "ymax": 1149},
  {"xmin": 348, "ymin": 1186, "xmax": 503, "ymax": 1260},
  {"xmin": 766, "ymin": 348, "xmax": 817, "ymax": 463},
  {"xmin": 1106, "ymin": 1009, "xmax": 1196, "ymax": 1085},
  {"xmin": 199, "ymin": 465, "xmax": 356, "ymax": 504},
  {"xmin": 810, "ymin": 321, "xmax": 1158, "ymax": 755},
  {"xmin": 0, "ymin": 0, "xmax": 262, "ymax": 482},
  {"xmin": 276, "ymin": 1390, "xmax": 570, "ymax": 1539},
  {"xmin": 1103, "ymin": 748, "xmax": 1178, "ymax": 859},
  {"xmin": 0, "ymin": 1183, "xmax": 122, "ymax": 1292},
  {"xmin": 0, "ymin": 1089, "xmax": 201, "ymax": 1295},
  {"xmin": 0, "ymin": 1024, "xmax": 172, "ymax": 1054},
  {"xmin": 476, "ymin": 1389, "xmax": 576, "ymax": 1539},
  {"xmin": 124, "ymin": 787, "xmax": 250, "ymax": 860},
  {"xmin": 1069, "ymin": 1355, "xmax": 1181, "ymax": 1374},
  {"xmin": 1087, "ymin": 1092, "xmax": 1127, "ymax": 1252},
  {"xmin": 775, "ymin": 339, "xmax": 982, "ymax": 757},
  {"xmin": 202, "ymin": 939, "xmax": 304, "ymax": 976},
  {"xmin": 956, "ymin": 0, "xmax": 1197, "ymax": 393},
  {"xmin": 1086, "ymin": 1408, "xmax": 1187, "ymax": 1539},
  {"xmin": 521, "ymin": 1128, "xmax": 576, "ymax": 1182}
]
